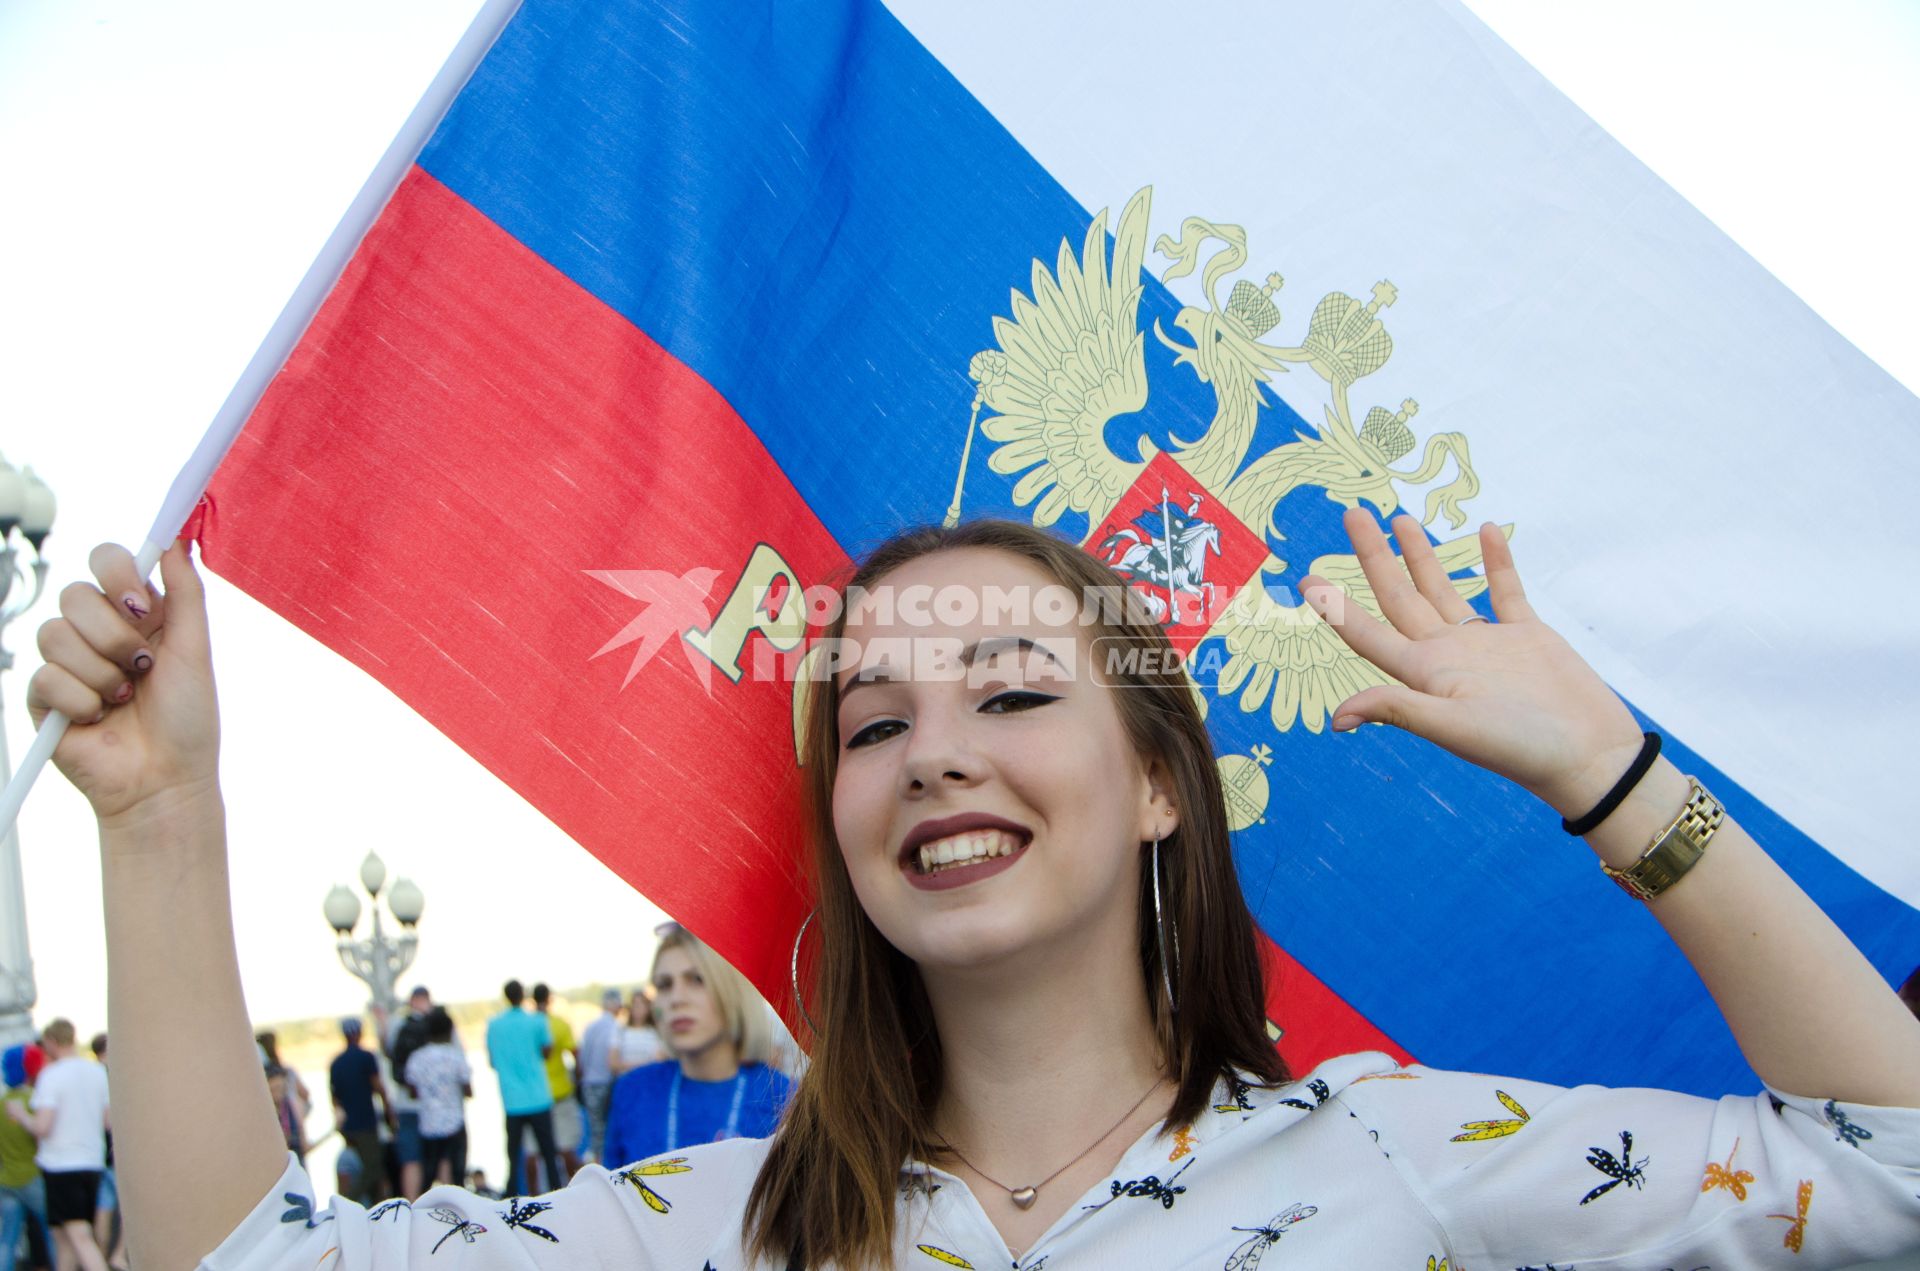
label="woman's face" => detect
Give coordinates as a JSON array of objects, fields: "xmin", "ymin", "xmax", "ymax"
[
  {"xmin": 628, "ymin": 991, "xmax": 650, "ymax": 1026},
  {"xmin": 653, "ymin": 946, "xmax": 728, "ymax": 1059},
  {"xmin": 831, "ymin": 547, "xmax": 1173, "ymax": 976}
]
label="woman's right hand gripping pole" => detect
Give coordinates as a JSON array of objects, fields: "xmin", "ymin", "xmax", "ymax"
[{"xmin": 28, "ymin": 541, "xmax": 291, "ymax": 1271}]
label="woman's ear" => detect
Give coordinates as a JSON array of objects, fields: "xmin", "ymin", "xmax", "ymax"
[{"xmin": 1139, "ymin": 755, "xmax": 1181, "ymax": 841}]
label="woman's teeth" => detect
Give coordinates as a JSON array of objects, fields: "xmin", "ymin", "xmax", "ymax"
[{"xmin": 915, "ymin": 829, "xmax": 1023, "ymax": 875}]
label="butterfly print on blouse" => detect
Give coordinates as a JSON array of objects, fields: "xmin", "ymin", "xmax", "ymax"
[
  {"xmin": 612, "ymin": 1156, "xmax": 693, "ymax": 1213},
  {"xmin": 1701, "ymin": 1138, "xmax": 1755, "ymax": 1201},
  {"xmin": 500, "ymin": 1198, "xmax": 559, "ymax": 1243},
  {"xmin": 1450, "ymin": 1090, "xmax": 1531, "ymax": 1141},
  {"xmin": 426, "ymin": 1207, "xmax": 488, "ymax": 1253},
  {"xmin": 1824, "ymin": 1101, "xmax": 1873, "ymax": 1149},
  {"xmin": 1277, "ymin": 1079, "xmax": 1331, "ymax": 1112},
  {"xmin": 1169, "ymin": 1124, "xmax": 1197, "ymax": 1161},
  {"xmin": 1083, "ymin": 1158, "xmax": 1193, "ymax": 1213},
  {"xmin": 1579, "ymin": 1131, "xmax": 1648, "ymax": 1205},
  {"xmin": 369, "ymin": 1198, "xmax": 412, "ymax": 1222},
  {"xmin": 1768, "ymin": 1178, "xmax": 1814, "ymax": 1253},
  {"xmin": 1223, "ymin": 1202, "xmax": 1317, "ymax": 1270}
]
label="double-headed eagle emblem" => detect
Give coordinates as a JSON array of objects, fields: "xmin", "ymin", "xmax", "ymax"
[{"xmin": 947, "ymin": 186, "xmax": 1500, "ymax": 734}]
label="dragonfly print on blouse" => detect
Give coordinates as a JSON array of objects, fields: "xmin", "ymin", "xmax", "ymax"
[
  {"xmin": 499, "ymin": 1198, "xmax": 559, "ymax": 1243},
  {"xmin": 1701, "ymin": 1137, "xmax": 1755, "ymax": 1201},
  {"xmin": 426, "ymin": 1207, "xmax": 488, "ymax": 1253},
  {"xmin": 915, "ymin": 1244, "xmax": 974, "ymax": 1268},
  {"xmin": 1768, "ymin": 1178, "xmax": 1815, "ymax": 1253},
  {"xmin": 1222, "ymin": 1202, "xmax": 1317, "ymax": 1270},
  {"xmin": 1825, "ymin": 1101, "xmax": 1874, "ymax": 1149},
  {"xmin": 1579, "ymin": 1131, "xmax": 1649, "ymax": 1205},
  {"xmin": 1449, "ymin": 1089, "xmax": 1531, "ymax": 1141},
  {"xmin": 1082, "ymin": 1158, "xmax": 1194, "ymax": 1213},
  {"xmin": 277, "ymin": 1192, "xmax": 332, "ymax": 1229},
  {"xmin": 1277, "ymin": 1079, "xmax": 1331, "ymax": 1112},
  {"xmin": 1213, "ymin": 1076, "xmax": 1255, "ymax": 1116},
  {"xmin": 368, "ymin": 1198, "xmax": 411, "ymax": 1222},
  {"xmin": 612, "ymin": 1156, "xmax": 694, "ymax": 1213}
]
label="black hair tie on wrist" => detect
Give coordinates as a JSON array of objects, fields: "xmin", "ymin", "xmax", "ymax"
[{"xmin": 1562, "ymin": 731, "xmax": 1662, "ymax": 836}]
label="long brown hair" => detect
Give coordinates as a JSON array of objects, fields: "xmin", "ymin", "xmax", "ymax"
[{"xmin": 745, "ymin": 520, "xmax": 1286, "ymax": 1268}]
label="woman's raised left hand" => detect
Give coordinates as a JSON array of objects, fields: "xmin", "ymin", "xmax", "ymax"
[{"xmin": 1302, "ymin": 508, "xmax": 1644, "ymax": 821}]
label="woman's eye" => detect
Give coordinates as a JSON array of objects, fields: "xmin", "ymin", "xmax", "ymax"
[
  {"xmin": 981, "ymin": 690, "xmax": 1061, "ymax": 714},
  {"xmin": 846, "ymin": 718, "xmax": 907, "ymax": 749}
]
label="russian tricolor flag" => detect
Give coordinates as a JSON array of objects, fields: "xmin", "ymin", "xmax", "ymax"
[{"xmin": 178, "ymin": 0, "xmax": 1920, "ymax": 1096}]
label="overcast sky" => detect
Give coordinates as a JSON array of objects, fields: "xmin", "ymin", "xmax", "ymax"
[{"xmin": 0, "ymin": 0, "xmax": 1914, "ymax": 1035}]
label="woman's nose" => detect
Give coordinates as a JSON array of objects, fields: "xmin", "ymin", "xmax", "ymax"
[{"xmin": 900, "ymin": 712, "xmax": 986, "ymax": 794}]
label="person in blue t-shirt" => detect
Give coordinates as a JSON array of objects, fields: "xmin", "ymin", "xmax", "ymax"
[
  {"xmin": 484, "ymin": 980, "xmax": 561, "ymax": 1196},
  {"xmin": 603, "ymin": 927, "xmax": 793, "ymax": 1168}
]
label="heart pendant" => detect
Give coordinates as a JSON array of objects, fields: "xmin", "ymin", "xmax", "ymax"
[{"xmin": 1010, "ymin": 1186, "xmax": 1038, "ymax": 1210}]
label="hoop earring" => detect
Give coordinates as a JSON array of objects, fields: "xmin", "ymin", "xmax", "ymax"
[
  {"xmin": 1153, "ymin": 834, "xmax": 1180, "ymax": 1015},
  {"xmin": 790, "ymin": 908, "xmax": 821, "ymax": 1039}
]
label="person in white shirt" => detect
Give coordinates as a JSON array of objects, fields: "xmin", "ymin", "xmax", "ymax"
[
  {"xmin": 607, "ymin": 989, "xmax": 667, "ymax": 1080},
  {"xmin": 401, "ymin": 1008, "xmax": 472, "ymax": 1190},
  {"xmin": 575, "ymin": 989, "xmax": 623, "ymax": 1164},
  {"xmin": 5, "ymin": 1020, "xmax": 109, "ymax": 1271},
  {"xmin": 26, "ymin": 524, "xmax": 1920, "ymax": 1269}
]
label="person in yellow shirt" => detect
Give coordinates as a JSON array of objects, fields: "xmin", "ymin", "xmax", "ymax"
[
  {"xmin": 529, "ymin": 985, "xmax": 581, "ymax": 1188},
  {"xmin": 1, "ymin": 1044, "xmax": 51, "ymax": 1271}
]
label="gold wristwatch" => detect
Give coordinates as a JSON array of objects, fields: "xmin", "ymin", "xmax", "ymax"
[{"xmin": 1601, "ymin": 777, "xmax": 1724, "ymax": 901}]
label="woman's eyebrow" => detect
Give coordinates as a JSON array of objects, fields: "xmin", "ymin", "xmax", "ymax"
[
  {"xmin": 963, "ymin": 635, "xmax": 1063, "ymax": 668},
  {"xmin": 838, "ymin": 635, "xmax": 1065, "ymax": 698}
]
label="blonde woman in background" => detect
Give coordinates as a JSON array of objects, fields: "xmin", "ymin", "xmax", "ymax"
[{"xmin": 601, "ymin": 927, "xmax": 794, "ymax": 1168}]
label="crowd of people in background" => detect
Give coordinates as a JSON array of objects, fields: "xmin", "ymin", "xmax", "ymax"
[
  {"xmin": 247, "ymin": 925, "xmax": 801, "ymax": 1218},
  {"xmin": 0, "ymin": 923, "xmax": 804, "ymax": 1271},
  {"xmin": 0, "ymin": 1022, "xmax": 122, "ymax": 1271}
]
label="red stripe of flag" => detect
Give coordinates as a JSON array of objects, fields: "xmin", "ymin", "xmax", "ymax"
[{"xmin": 200, "ymin": 167, "xmax": 844, "ymax": 997}]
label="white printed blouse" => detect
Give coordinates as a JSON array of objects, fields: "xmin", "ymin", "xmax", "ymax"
[{"xmin": 201, "ymin": 1052, "xmax": 1920, "ymax": 1269}]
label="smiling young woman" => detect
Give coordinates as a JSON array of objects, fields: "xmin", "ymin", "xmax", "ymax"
[
  {"xmin": 25, "ymin": 518, "xmax": 1920, "ymax": 1271},
  {"xmin": 748, "ymin": 521, "xmax": 1284, "ymax": 1266}
]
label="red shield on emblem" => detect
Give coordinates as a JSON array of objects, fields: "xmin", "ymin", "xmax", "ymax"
[{"xmin": 1084, "ymin": 453, "xmax": 1268, "ymax": 652}]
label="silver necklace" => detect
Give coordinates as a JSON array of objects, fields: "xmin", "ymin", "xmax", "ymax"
[{"xmin": 939, "ymin": 1074, "xmax": 1167, "ymax": 1210}]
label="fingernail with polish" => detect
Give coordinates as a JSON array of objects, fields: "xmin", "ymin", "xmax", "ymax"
[
  {"xmin": 132, "ymin": 650, "xmax": 154, "ymax": 674},
  {"xmin": 121, "ymin": 593, "xmax": 150, "ymax": 621},
  {"xmin": 113, "ymin": 683, "xmax": 133, "ymax": 703}
]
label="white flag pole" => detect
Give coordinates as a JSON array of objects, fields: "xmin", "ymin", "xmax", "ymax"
[{"xmin": 0, "ymin": 0, "xmax": 525, "ymax": 837}]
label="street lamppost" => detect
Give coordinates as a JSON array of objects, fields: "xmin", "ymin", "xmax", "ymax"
[
  {"xmin": 0, "ymin": 457, "xmax": 57, "ymax": 1046},
  {"xmin": 324, "ymin": 850, "xmax": 426, "ymax": 1020}
]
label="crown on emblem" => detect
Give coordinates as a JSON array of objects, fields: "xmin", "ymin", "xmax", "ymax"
[
  {"xmin": 1224, "ymin": 271, "xmax": 1284, "ymax": 339},
  {"xmin": 1359, "ymin": 399, "xmax": 1419, "ymax": 462}
]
